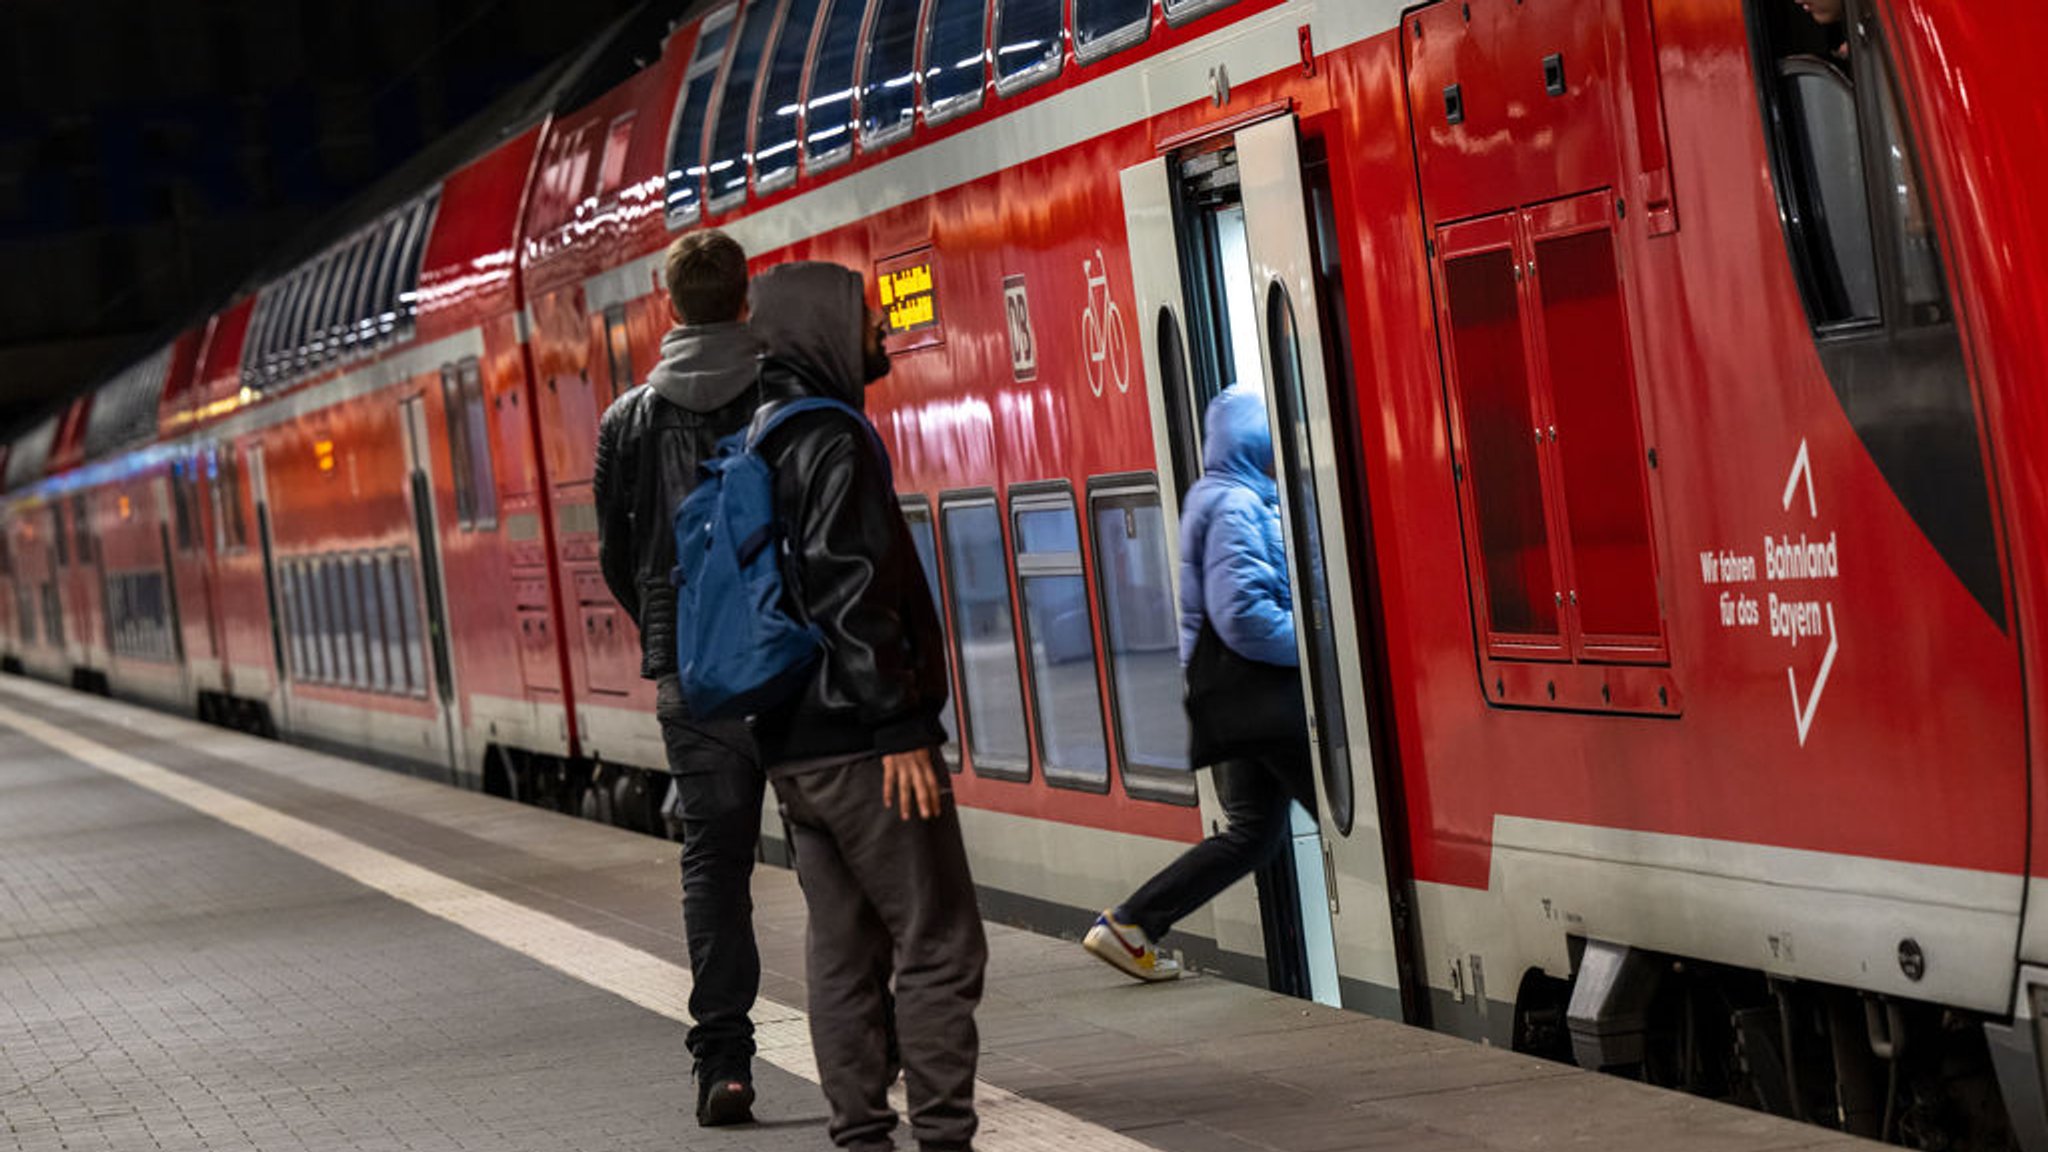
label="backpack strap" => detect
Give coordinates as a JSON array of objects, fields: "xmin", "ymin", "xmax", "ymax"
[{"xmin": 745, "ymin": 396, "xmax": 893, "ymax": 483}]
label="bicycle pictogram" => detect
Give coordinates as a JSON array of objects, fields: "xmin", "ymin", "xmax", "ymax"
[{"xmin": 1080, "ymin": 249, "xmax": 1130, "ymax": 397}]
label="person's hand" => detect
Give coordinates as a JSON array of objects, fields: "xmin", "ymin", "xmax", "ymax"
[{"xmin": 881, "ymin": 750, "xmax": 942, "ymax": 821}]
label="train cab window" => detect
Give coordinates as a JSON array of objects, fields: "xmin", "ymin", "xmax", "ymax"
[
  {"xmin": 441, "ymin": 358, "xmax": 497, "ymax": 531},
  {"xmin": 921, "ymin": 0, "xmax": 987, "ymax": 124},
  {"xmin": 1011, "ymin": 488, "xmax": 1110, "ymax": 791},
  {"xmin": 803, "ymin": 0, "xmax": 868, "ymax": 170},
  {"xmin": 940, "ymin": 494, "xmax": 1030, "ymax": 779},
  {"xmin": 1074, "ymin": 0, "xmax": 1150, "ymax": 63},
  {"xmin": 901, "ymin": 500, "xmax": 961, "ymax": 763},
  {"xmin": 994, "ymin": 0, "xmax": 1063, "ymax": 93},
  {"xmin": 1748, "ymin": 0, "xmax": 2003, "ymax": 625},
  {"xmin": 861, "ymin": 0, "xmax": 923, "ymax": 149},
  {"xmin": 665, "ymin": 5, "xmax": 737, "ymax": 226},
  {"xmin": 706, "ymin": 0, "xmax": 780, "ymax": 212},
  {"xmin": 1089, "ymin": 481, "xmax": 1195, "ymax": 804},
  {"xmin": 753, "ymin": 0, "xmax": 822, "ymax": 191}
]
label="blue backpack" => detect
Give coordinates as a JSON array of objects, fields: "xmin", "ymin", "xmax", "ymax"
[{"xmin": 671, "ymin": 396, "xmax": 886, "ymax": 719}]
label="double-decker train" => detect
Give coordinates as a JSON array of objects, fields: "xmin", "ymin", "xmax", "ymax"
[{"xmin": 6, "ymin": 0, "xmax": 2045, "ymax": 1145}]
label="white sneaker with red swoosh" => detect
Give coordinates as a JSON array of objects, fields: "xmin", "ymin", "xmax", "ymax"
[{"xmin": 1083, "ymin": 911, "xmax": 1182, "ymax": 982}]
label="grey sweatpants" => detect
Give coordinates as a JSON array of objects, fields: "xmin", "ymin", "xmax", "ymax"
[{"xmin": 770, "ymin": 754, "xmax": 987, "ymax": 1151}]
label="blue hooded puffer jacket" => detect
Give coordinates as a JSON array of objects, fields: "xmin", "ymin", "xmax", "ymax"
[{"xmin": 1178, "ymin": 385, "xmax": 1296, "ymax": 667}]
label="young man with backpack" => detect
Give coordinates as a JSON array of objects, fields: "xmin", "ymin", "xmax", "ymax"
[
  {"xmin": 592, "ymin": 229, "xmax": 766, "ymax": 1128},
  {"xmin": 730, "ymin": 261, "xmax": 987, "ymax": 1152}
]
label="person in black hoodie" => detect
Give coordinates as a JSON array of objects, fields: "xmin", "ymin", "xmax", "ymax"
[
  {"xmin": 592, "ymin": 229, "xmax": 765, "ymax": 1127},
  {"xmin": 747, "ymin": 261, "xmax": 986, "ymax": 1152}
]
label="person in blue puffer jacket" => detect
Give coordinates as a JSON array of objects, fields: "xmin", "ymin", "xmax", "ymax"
[{"xmin": 1083, "ymin": 385, "xmax": 1317, "ymax": 982}]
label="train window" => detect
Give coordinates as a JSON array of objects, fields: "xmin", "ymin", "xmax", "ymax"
[
  {"xmin": 1011, "ymin": 488, "xmax": 1110, "ymax": 791},
  {"xmin": 1163, "ymin": 0, "xmax": 1237, "ymax": 25},
  {"xmin": 243, "ymin": 294, "xmax": 276, "ymax": 389},
  {"xmin": 393, "ymin": 196, "xmax": 434, "ymax": 325},
  {"xmin": 333, "ymin": 235, "xmax": 371, "ymax": 358},
  {"xmin": 901, "ymin": 499, "xmax": 961, "ymax": 763},
  {"xmin": 358, "ymin": 556, "xmax": 389, "ymax": 693},
  {"xmin": 1090, "ymin": 481, "xmax": 1195, "ymax": 803},
  {"xmin": 280, "ymin": 564, "xmax": 303, "ymax": 679},
  {"xmin": 707, "ymin": 0, "xmax": 780, "ymax": 211},
  {"xmin": 215, "ymin": 445, "xmax": 248, "ymax": 553},
  {"xmin": 16, "ymin": 585, "xmax": 35, "ymax": 647},
  {"xmin": 803, "ymin": 0, "xmax": 868, "ymax": 169},
  {"xmin": 440, "ymin": 359, "xmax": 496, "ymax": 531},
  {"xmin": 379, "ymin": 555, "xmax": 410, "ymax": 694},
  {"xmin": 598, "ymin": 112, "xmax": 636, "ymax": 199},
  {"xmin": 861, "ymin": 0, "xmax": 923, "ymax": 149},
  {"xmin": 604, "ymin": 306, "xmax": 636, "ymax": 401},
  {"xmin": 40, "ymin": 582, "xmax": 63, "ymax": 647},
  {"xmin": 994, "ymin": 0, "xmax": 1063, "ymax": 94},
  {"xmin": 1074, "ymin": 0, "xmax": 1150, "ymax": 63},
  {"xmin": 50, "ymin": 506, "xmax": 68, "ymax": 567},
  {"xmin": 460, "ymin": 360, "xmax": 496, "ymax": 529},
  {"xmin": 940, "ymin": 495, "xmax": 1030, "ymax": 779},
  {"xmin": 308, "ymin": 560, "xmax": 332, "ymax": 682},
  {"xmin": 70, "ymin": 494, "xmax": 92, "ymax": 565},
  {"xmin": 1748, "ymin": 0, "xmax": 2002, "ymax": 625},
  {"xmin": 394, "ymin": 552, "xmax": 427, "ymax": 695},
  {"xmin": 345, "ymin": 232, "xmax": 382, "ymax": 354},
  {"xmin": 922, "ymin": 0, "xmax": 987, "ymax": 123},
  {"xmin": 754, "ymin": 0, "xmax": 821, "ymax": 191},
  {"xmin": 340, "ymin": 559, "xmax": 367, "ymax": 688},
  {"xmin": 309, "ymin": 253, "xmax": 342, "ymax": 363},
  {"xmin": 665, "ymin": 5, "xmax": 737, "ymax": 226}
]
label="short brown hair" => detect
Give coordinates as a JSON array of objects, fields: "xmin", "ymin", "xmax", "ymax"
[{"xmin": 665, "ymin": 230, "xmax": 748, "ymax": 324}]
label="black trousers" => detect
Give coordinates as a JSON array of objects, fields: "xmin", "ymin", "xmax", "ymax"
[
  {"xmin": 656, "ymin": 676, "xmax": 766, "ymax": 1081},
  {"xmin": 772, "ymin": 755, "xmax": 987, "ymax": 1152},
  {"xmin": 1117, "ymin": 748, "xmax": 1318, "ymax": 942}
]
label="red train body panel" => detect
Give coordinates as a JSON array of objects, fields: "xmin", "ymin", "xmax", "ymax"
[{"xmin": 7, "ymin": 1, "xmax": 2048, "ymax": 1144}]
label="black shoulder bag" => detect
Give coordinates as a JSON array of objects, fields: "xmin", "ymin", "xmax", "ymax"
[{"xmin": 1183, "ymin": 620, "xmax": 1309, "ymax": 769}]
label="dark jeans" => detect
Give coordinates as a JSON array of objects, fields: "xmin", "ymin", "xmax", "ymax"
[
  {"xmin": 1117, "ymin": 748, "xmax": 1317, "ymax": 942},
  {"xmin": 772, "ymin": 754, "xmax": 987, "ymax": 1152},
  {"xmin": 656, "ymin": 675, "xmax": 765, "ymax": 1081}
]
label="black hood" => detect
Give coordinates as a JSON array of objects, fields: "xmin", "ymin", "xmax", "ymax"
[
  {"xmin": 644, "ymin": 321, "xmax": 761, "ymax": 413},
  {"xmin": 748, "ymin": 262, "xmax": 868, "ymax": 406}
]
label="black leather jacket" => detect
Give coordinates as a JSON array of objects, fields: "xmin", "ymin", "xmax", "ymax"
[
  {"xmin": 750, "ymin": 363, "xmax": 950, "ymax": 763},
  {"xmin": 593, "ymin": 325, "xmax": 760, "ymax": 680}
]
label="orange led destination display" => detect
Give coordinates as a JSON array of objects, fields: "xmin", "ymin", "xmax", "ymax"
[{"xmin": 877, "ymin": 248, "xmax": 943, "ymax": 352}]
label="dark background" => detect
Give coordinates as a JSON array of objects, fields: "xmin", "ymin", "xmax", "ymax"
[{"xmin": 0, "ymin": 0, "xmax": 647, "ymax": 437}]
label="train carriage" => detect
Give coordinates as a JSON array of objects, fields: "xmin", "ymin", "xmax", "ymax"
[{"xmin": 6, "ymin": 0, "xmax": 2048, "ymax": 1146}]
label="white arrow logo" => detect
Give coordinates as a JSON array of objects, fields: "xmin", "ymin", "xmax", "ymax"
[{"xmin": 1782, "ymin": 439, "xmax": 1836, "ymax": 748}]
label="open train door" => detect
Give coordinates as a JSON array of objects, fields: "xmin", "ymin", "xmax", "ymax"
[
  {"xmin": 1122, "ymin": 113, "xmax": 1408, "ymax": 1016},
  {"xmin": 245, "ymin": 445, "xmax": 290, "ymax": 735}
]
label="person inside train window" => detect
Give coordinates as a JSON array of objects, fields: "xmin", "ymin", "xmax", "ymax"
[
  {"xmin": 1790, "ymin": 0, "xmax": 1848, "ymax": 57},
  {"xmin": 592, "ymin": 229, "xmax": 767, "ymax": 1128},
  {"xmin": 1084, "ymin": 384, "xmax": 1315, "ymax": 984},
  {"xmin": 745, "ymin": 261, "xmax": 986, "ymax": 1152}
]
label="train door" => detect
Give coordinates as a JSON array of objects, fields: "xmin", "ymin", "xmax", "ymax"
[
  {"xmin": 400, "ymin": 394, "xmax": 464, "ymax": 781},
  {"xmin": 1122, "ymin": 114, "xmax": 1402, "ymax": 1012},
  {"xmin": 245, "ymin": 445, "xmax": 289, "ymax": 733}
]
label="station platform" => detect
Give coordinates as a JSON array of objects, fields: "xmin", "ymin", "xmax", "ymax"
[{"xmin": 0, "ymin": 675, "xmax": 1878, "ymax": 1152}]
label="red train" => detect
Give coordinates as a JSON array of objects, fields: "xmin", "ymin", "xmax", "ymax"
[{"xmin": 6, "ymin": 0, "xmax": 2045, "ymax": 1145}]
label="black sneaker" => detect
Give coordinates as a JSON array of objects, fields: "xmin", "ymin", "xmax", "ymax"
[{"xmin": 696, "ymin": 1076, "xmax": 755, "ymax": 1127}]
